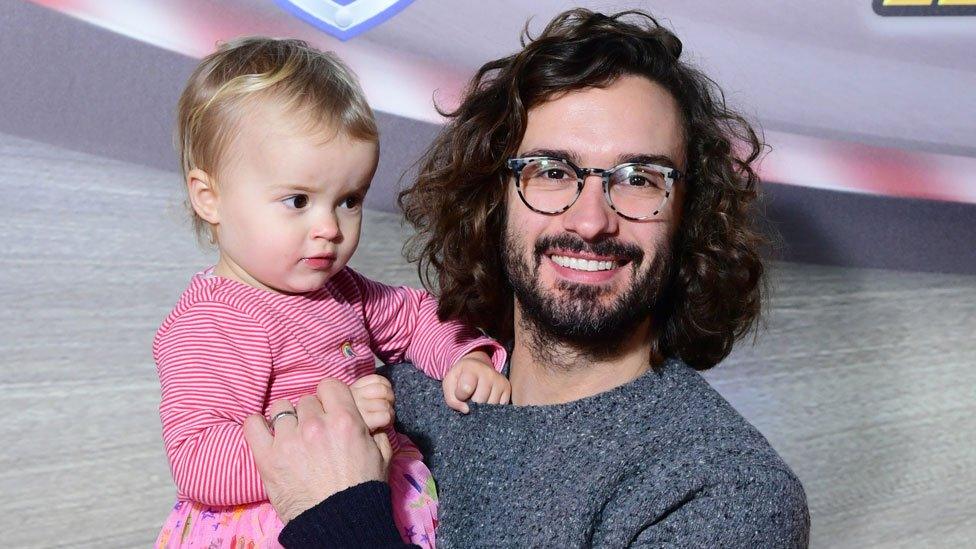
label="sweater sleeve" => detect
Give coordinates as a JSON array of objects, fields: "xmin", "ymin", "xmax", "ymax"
[
  {"xmin": 347, "ymin": 269, "xmax": 505, "ymax": 379},
  {"xmin": 155, "ymin": 301, "xmax": 274, "ymax": 506},
  {"xmin": 630, "ymin": 465, "xmax": 810, "ymax": 548},
  {"xmin": 279, "ymin": 481, "xmax": 418, "ymax": 549}
]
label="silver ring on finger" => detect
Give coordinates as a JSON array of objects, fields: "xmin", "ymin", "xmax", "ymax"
[{"xmin": 270, "ymin": 410, "xmax": 298, "ymax": 430}]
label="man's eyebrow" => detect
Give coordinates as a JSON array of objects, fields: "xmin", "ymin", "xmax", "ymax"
[
  {"xmin": 615, "ymin": 153, "xmax": 678, "ymax": 169},
  {"xmin": 519, "ymin": 148, "xmax": 581, "ymax": 163},
  {"xmin": 519, "ymin": 149, "xmax": 678, "ymax": 169}
]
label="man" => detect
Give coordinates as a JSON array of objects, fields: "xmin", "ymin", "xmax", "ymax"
[{"xmin": 245, "ymin": 9, "xmax": 810, "ymax": 548}]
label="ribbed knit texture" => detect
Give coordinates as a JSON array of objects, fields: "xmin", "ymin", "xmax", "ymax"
[{"xmin": 387, "ymin": 358, "xmax": 810, "ymax": 548}]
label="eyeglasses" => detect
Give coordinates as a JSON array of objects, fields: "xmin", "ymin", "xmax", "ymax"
[{"xmin": 506, "ymin": 156, "xmax": 680, "ymax": 221}]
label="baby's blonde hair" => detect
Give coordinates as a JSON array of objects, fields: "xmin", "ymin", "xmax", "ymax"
[{"xmin": 176, "ymin": 36, "xmax": 378, "ymax": 243}]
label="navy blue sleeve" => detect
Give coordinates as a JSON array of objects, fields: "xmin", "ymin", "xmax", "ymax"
[{"xmin": 279, "ymin": 481, "xmax": 419, "ymax": 549}]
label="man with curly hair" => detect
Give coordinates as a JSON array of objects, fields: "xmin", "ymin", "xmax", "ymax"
[{"xmin": 245, "ymin": 9, "xmax": 810, "ymax": 548}]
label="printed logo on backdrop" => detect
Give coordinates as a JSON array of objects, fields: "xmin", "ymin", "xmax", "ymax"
[
  {"xmin": 276, "ymin": 0, "xmax": 415, "ymax": 40},
  {"xmin": 873, "ymin": 0, "xmax": 976, "ymax": 16}
]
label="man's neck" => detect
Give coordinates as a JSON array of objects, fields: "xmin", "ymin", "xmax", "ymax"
[{"xmin": 508, "ymin": 311, "xmax": 654, "ymax": 406}]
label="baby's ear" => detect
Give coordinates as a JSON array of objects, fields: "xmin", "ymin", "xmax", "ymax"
[{"xmin": 186, "ymin": 168, "xmax": 220, "ymax": 225}]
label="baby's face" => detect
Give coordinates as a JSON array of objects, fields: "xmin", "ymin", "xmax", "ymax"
[{"xmin": 212, "ymin": 103, "xmax": 378, "ymax": 294}]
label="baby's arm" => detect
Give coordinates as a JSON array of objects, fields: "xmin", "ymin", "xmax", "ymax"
[
  {"xmin": 155, "ymin": 302, "xmax": 273, "ymax": 506},
  {"xmin": 347, "ymin": 269, "xmax": 506, "ymax": 378}
]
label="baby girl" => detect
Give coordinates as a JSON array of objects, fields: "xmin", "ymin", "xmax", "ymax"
[{"xmin": 154, "ymin": 37, "xmax": 509, "ymax": 548}]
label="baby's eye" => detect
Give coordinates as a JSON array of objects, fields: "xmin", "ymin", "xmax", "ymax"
[
  {"xmin": 340, "ymin": 196, "xmax": 363, "ymax": 210},
  {"xmin": 282, "ymin": 194, "xmax": 309, "ymax": 209}
]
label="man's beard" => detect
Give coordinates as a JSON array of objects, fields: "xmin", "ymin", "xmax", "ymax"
[{"xmin": 503, "ymin": 230, "xmax": 671, "ymax": 361}]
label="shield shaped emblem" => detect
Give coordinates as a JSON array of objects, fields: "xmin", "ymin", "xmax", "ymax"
[{"xmin": 276, "ymin": 0, "xmax": 415, "ymax": 41}]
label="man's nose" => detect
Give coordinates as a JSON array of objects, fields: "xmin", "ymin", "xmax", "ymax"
[{"xmin": 561, "ymin": 174, "xmax": 618, "ymax": 240}]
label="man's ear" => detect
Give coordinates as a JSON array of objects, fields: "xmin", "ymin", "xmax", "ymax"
[{"xmin": 187, "ymin": 168, "xmax": 220, "ymax": 225}]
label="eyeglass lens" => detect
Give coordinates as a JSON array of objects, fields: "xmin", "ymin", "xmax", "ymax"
[{"xmin": 517, "ymin": 158, "xmax": 668, "ymax": 218}]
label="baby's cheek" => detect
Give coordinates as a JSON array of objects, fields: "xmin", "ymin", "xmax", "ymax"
[{"xmin": 341, "ymin": 219, "xmax": 362, "ymax": 256}]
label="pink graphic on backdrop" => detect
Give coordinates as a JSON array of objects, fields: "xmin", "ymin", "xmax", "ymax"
[{"xmin": 760, "ymin": 131, "xmax": 976, "ymax": 205}]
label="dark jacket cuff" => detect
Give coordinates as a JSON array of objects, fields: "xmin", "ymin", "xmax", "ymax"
[{"xmin": 279, "ymin": 480, "xmax": 415, "ymax": 548}]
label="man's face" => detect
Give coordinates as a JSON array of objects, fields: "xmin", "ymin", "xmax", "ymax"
[{"xmin": 504, "ymin": 75, "xmax": 685, "ymax": 345}]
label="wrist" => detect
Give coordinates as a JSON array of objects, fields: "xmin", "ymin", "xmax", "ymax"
[
  {"xmin": 458, "ymin": 348, "xmax": 493, "ymax": 366},
  {"xmin": 279, "ymin": 481, "xmax": 402, "ymax": 547}
]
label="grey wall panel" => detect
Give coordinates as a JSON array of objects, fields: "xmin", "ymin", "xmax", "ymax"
[
  {"xmin": 0, "ymin": 0, "xmax": 439, "ymax": 216},
  {"xmin": 0, "ymin": 1, "xmax": 189, "ymax": 173},
  {"xmin": 764, "ymin": 182, "xmax": 976, "ymax": 275},
  {"xmin": 1, "ymin": 132, "xmax": 974, "ymax": 547}
]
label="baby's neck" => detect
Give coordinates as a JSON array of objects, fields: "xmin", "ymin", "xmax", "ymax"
[{"xmin": 213, "ymin": 255, "xmax": 279, "ymax": 293}]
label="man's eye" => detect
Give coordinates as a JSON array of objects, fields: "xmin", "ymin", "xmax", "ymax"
[
  {"xmin": 627, "ymin": 175, "xmax": 650, "ymax": 187},
  {"xmin": 544, "ymin": 169, "xmax": 568, "ymax": 179},
  {"xmin": 282, "ymin": 194, "xmax": 309, "ymax": 209}
]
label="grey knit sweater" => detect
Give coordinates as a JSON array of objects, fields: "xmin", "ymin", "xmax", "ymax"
[{"xmin": 388, "ymin": 358, "xmax": 809, "ymax": 548}]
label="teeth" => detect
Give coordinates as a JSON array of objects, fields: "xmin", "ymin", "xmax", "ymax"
[{"xmin": 550, "ymin": 255, "xmax": 615, "ymax": 272}]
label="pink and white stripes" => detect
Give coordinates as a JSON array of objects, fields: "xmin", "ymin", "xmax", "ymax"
[{"xmin": 155, "ymin": 267, "xmax": 503, "ymax": 506}]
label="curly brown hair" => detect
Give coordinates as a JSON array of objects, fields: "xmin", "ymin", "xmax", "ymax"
[{"xmin": 398, "ymin": 9, "xmax": 767, "ymax": 370}]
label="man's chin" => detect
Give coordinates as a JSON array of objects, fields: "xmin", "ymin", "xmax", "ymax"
[
  {"xmin": 516, "ymin": 290, "xmax": 649, "ymax": 345},
  {"xmin": 553, "ymin": 280, "xmax": 619, "ymax": 302},
  {"xmin": 511, "ymin": 260, "xmax": 670, "ymax": 350}
]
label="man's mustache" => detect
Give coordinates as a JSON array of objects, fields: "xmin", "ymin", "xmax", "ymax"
[{"xmin": 533, "ymin": 234, "xmax": 644, "ymax": 267}]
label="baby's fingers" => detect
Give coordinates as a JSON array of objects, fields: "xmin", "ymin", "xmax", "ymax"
[
  {"xmin": 470, "ymin": 374, "xmax": 494, "ymax": 404},
  {"xmin": 487, "ymin": 378, "xmax": 511, "ymax": 404},
  {"xmin": 360, "ymin": 399, "xmax": 394, "ymax": 432},
  {"xmin": 500, "ymin": 386, "xmax": 511, "ymax": 405},
  {"xmin": 454, "ymin": 370, "xmax": 479, "ymax": 402},
  {"xmin": 351, "ymin": 375, "xmax": 394, "ymax": 402},
  {"xmin": 442, "ymin": 375, "xmax": 470, "ymax": 414}
]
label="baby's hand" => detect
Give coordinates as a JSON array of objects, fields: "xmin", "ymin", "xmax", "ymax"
[
  {"xmin": 350, "ymin": 374, "xmax": 395, "ymax": 432},
  {"xmin": 442, "ymin": 350, "xmax": 511, "ymax": 414}
]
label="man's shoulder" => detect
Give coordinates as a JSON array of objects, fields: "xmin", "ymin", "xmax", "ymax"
[
  {"xmin": 650, "ymin": 360, "xmax": 792, "ymax": 468},
  {"xmin": 616, "ymin": 458, "xmax": 810, "ymax": 548},
  {"xmin": 608, "ymin": 361, "xmax": 809, "ymax": 546}
]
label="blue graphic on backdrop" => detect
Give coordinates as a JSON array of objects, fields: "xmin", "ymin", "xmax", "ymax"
[{"xmin": 276, "ymin": 0, "xmax": 415, "ymax": 41}]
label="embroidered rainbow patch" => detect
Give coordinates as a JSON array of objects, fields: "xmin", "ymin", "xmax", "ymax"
[{"xmin": 341, "ymin": 341, "xmax": 356, "ymax": 358}]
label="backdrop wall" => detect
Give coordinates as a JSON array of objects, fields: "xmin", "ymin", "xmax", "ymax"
[{"xmin": 1, "ymin": 2, "xmax": 973, "ymax": 547}]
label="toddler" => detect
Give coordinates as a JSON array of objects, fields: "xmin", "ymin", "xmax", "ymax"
[{"xmin": 154, "ymin": 37, "xmax": 509, "ymax": 549}]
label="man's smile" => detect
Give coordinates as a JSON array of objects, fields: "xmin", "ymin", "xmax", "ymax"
[
  {"xmin": 534, "ymin": 236, "xmax": 641, "ymax": 286},
  {"xmin": 546, "ymin": 249, "xmax": 626, "ymax": 272},
  {"xmin": 543, "ymin": 253, "xmax": 629, "ymax": 284}
]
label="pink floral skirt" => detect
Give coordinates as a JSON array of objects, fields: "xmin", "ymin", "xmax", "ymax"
[{"xmin": 156, "ymin": 437, "xmax": 437, "ymax": 548}]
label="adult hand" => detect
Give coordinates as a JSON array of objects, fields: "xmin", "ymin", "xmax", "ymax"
[{"xmin": 243, "ymin": 378, "xmax": 393, "ymax": 523}]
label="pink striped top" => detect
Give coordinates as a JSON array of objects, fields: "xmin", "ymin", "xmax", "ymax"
[{"xmin": 154, "ymin": 267, "xmax": 505, "ymax": 506}]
